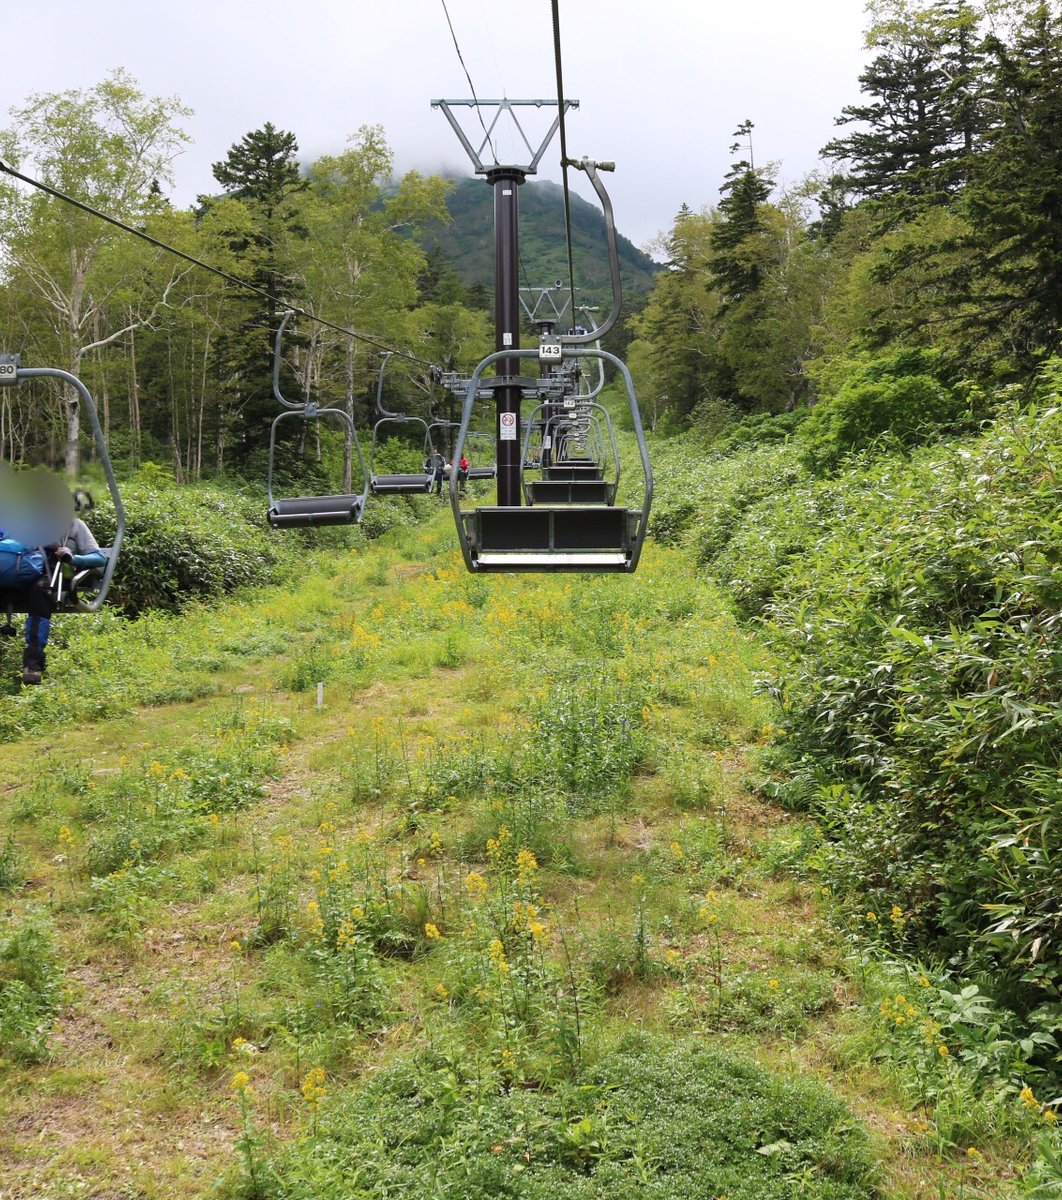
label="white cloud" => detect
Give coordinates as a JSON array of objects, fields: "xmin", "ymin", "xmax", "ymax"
[{"xmin": 4, "ymin": 0, "xmax": 869, "ymax": 250}]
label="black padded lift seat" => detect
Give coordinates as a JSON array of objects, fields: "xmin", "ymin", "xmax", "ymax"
[
  {"xmin": 470, "ymin": 505, "xmax": 634, "ymax": 572},
  {"xmin": 528, "ymin": 479, "xmax": 614, "ymax": 505},
  {"xmin": 544, "ymin": 464, "xmax": 604, "ymax": 481},
  {"xmin": 268, "ymin": 495, "xmax": 365, "ymax": 527},
  {"xmin": 370, "ymin": 474, "xmax": 434, "ymax": 495}
]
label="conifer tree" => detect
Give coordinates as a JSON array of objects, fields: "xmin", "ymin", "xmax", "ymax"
[
  {"xmin": 822, "ymin": 5, "xmax": 975, "ymax": 214},
  {"xmin": 207, "ymin": 123, "xmax": 309, "ymax": 463},
  {"xmin": 709, "ymin": 121, "xmax": 773, "ymax": 302},
  {"xmin": 961, "ymin": 4, "xmax": 1062, "ymax": 366}
]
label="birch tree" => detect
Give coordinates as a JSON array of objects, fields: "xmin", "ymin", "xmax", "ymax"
[{"xmin": 0, "ymin": 70, "xmax": 191, "ymax": 472}]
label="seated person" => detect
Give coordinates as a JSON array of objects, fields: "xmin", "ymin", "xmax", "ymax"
[{"xmin": 17, "ymin": 502, "xmax": 106, "ymax": 686}]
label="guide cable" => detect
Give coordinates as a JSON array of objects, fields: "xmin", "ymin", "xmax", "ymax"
[
  {"xmin": 439, "ymin": 0, "xmax": 498, "ymax": 163},
  {"xmin": 551, "ymin": 0, "xmax": 578, "ymax": 322}
]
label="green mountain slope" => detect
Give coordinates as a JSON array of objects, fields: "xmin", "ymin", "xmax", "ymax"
[{"xmin": 421, "ymin": 176, "xmax": 660, "ymax": 306}]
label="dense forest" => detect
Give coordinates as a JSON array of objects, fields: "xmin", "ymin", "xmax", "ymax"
[{"xmin": 4, "ymin": 1, "xmax": 1062, "ymax": 1197}]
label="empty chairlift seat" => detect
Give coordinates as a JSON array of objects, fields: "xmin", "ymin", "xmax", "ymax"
[
  {"xmin": 527, "ymin": 476, "xmax": 615, "ymax": 505},
  {"xmin": 369, "ymin": 412, "xmax": 438, "ymax": 495},
  {"xmin": 469, "ymin": 505, "xmax": 636, "ymax": 571},
  {"xmin": 267, "ymin": 312, "xmax": 370, "ymax": 531},
  {"xmin": 268, "ymin": 494, "xmax": 365, "ymax": 527},
  {"xmin": 543, "ymin": 463, "xmax": 604, "ymax": 481},
  {"xmin": 370, "ymin": 469, "xmax": 435, "ymax": 495}
]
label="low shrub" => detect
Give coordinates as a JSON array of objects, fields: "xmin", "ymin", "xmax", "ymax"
[
  {"xmin": 798, "ymin": 348, "xmax": 969, "ymax": 474},
  {"xmin": 90, "ymin": 475, "xmax": 286, "ymax": 613},
  {"xmin": 0, "ymin": 912, "xmax": 63, "ymax": 1063},
  {"xmin": 264, "ymin": 1035, "xmax": 878, "ymax": 1199},
  {"xmin": 765, "ymin": 394, "xmax": 1062, "ymax": 1036}
]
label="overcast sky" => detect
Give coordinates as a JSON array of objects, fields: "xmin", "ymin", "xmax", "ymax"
[{"xmin": 5, "ymin": 0, "xmax": 871, "ymax": 255}]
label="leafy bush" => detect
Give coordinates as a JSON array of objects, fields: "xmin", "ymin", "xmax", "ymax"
[
  {"xmin": 798, "ymin": 349, "xmax": 967, "ymax": 473},
  {"xmin": 764, "ymin": 394, "xmax": 1062, "ymax": 1031},
  {"xmin": 709, "ymin": 407, "xmax": 810, "ymax": 454},
  {"xmin": 646, "ymin": 439, "xmax": 802, "ymax": 557},
  {"xmin": 265, "ymin": 1035, "xmax": 877, "ymax": 1199},
  {"xmin": 90, "ymin": 475, "xmax": 286, "ymax": 613}
]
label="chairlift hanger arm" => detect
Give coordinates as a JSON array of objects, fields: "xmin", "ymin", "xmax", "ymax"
[
  {"xmin": 557, "ymin": 159, "xmax": 622, "ymax": 347},
  {"xmin": 272, "ymin": 310, "xmax": 306, "ymax": 412}
]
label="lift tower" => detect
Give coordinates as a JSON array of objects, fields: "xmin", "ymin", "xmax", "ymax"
[{"xmin": 431, "ymin": 99, "xmax": 577, "ymax": 506}]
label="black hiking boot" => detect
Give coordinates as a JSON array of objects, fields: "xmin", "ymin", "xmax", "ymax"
[{"xmin": 22, "ymin": 646, "xmax": 44, "ymax": 686}]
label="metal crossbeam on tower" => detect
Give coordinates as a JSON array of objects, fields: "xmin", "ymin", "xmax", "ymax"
[
  {"xmin": 430, "ymin": 98, "xmax": 578, "ymax": 175},
  {"xmin": 434, "ymin": 98, "xmax": 577, "ymax": 506}
]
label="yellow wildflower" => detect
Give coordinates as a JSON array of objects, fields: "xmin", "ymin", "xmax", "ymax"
[
  {"xmin": 301, "ymin": 1067, "xmax": 327, "ymax": 1105},
  {"xmin": 424, "ymin": 922, "xmax": 442, "ymax": 940},
  {"xmin": 465, "ymin": 871, "xmax": 488, "ymax": 898},
  {"xmin": 515, "ymin": 847, "xmax": 538, "ymax": 880},
  {"xmin": 768, "ymin": 978, "xmax": 780, "ymax": 990},
  {"xmin": 434, "ymin": 982, "xmax": 449, "ymax": 1000},
  {"xmin": 489, "ymin": 938, "xmax": 510, "ymax": 974},
  {"xmin": 230, "ymin": 1070, "xmax": 252, "ymax": 1097}
]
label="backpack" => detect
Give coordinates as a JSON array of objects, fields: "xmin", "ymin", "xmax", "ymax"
[{"xmin": 0, "ymin": 538, "xmax": 47, "ymax": 588}]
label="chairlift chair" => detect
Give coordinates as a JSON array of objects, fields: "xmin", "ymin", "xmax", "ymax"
[
  {"xmin": 0, "ymin": 354, "xmax": 124, "ymax": 620},
  {"xmin": 368, "ymin": 352, "xmax": 438, "ymax": 496},
  {"xmin": 266, "ymin": 312, "xmax": 369, "ymax": 528},
  {"xmin": 448, "ymin": 347, "xmax": 652, "ymax": 573},
  {"xmin": 521, "ymin": 401, "xmax": 617, "ymax": 506},
  {"xmin": 463, "ymin": 430, "xmax": 497, "ymax": 481}
]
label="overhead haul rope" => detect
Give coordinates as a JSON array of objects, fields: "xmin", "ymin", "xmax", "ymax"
[
  {"xmin": 550, "ymin": 0, "xmax": 578, "ymax": 325},
  {"xmin": 0, "ymin": 158, "xmax": 435, "ymax": 368},
  {"xmin": 439, "ymin": 0, "xmax": 498, "ymax": 163}
]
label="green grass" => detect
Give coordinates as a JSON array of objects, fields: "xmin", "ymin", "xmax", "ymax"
[{"xmin": 0, "ymin": 508, "xmax": 1045, "ymax": 1199}]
